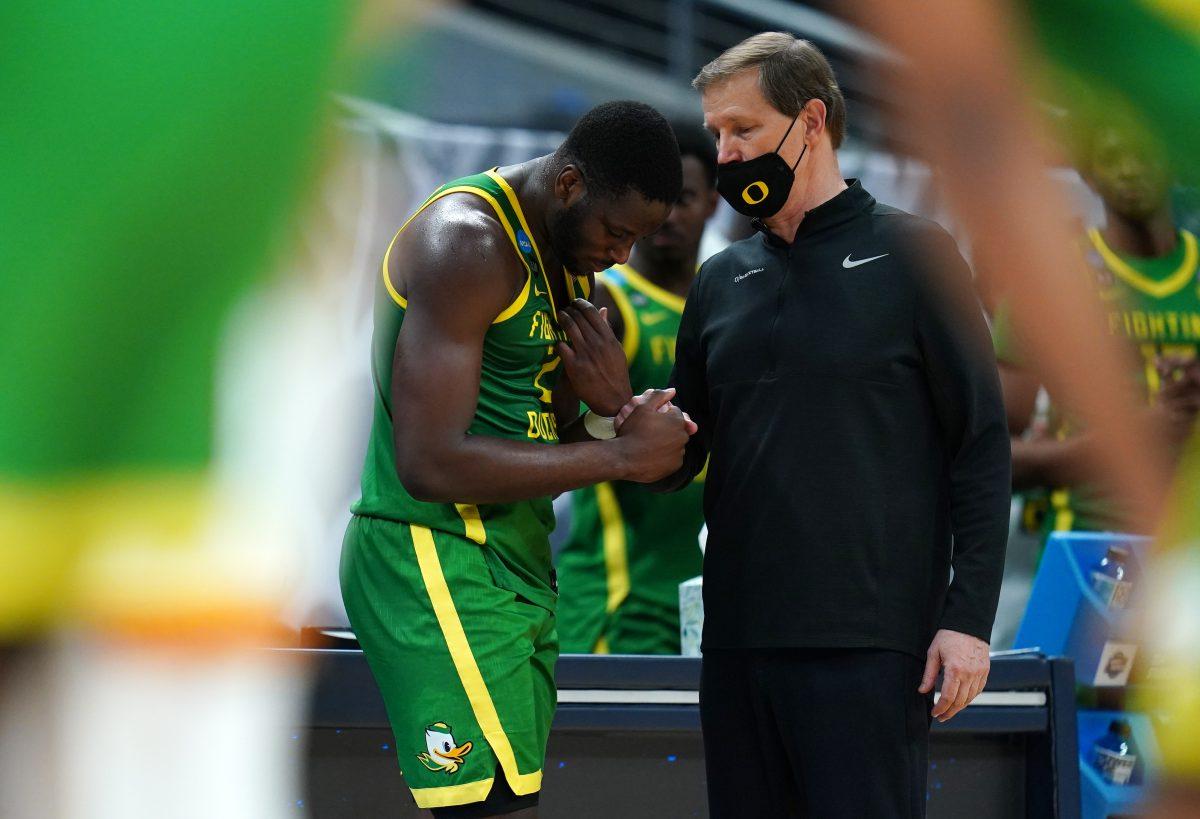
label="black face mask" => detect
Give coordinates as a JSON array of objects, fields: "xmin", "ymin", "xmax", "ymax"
[{"xmin": 716, "ymin": 114, "xmax": 807, "ymax": 218}]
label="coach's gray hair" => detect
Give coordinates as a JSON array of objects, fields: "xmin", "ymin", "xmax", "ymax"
[{"xmin": 693, "ymin": 32, "xmax": 847, "ymax": 149}]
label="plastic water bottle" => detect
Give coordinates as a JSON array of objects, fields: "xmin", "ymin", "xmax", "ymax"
[
  {"xmin": 1092, "ymin": 720, "xmax": 1137, "ymax": 785},
  {"xmin": 1091, "ymin": 546, "xmax": 1133, "ymax": 609}
]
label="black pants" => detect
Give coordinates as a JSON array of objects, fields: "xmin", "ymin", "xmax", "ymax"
[{"xmin": 701, "ymin": 648, "xmax": 932, "ymax": 818}]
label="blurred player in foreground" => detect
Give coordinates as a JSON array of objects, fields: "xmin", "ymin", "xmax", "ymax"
[
  {"xmin": 0, "ymin": 1, "xmax": 363, "ymax": 817},
  {"xmin": 853, "ymin": 0, "xmax": 1200, "ymax": 813},
  {"xmin": 556, "ymin": 123, "xmax": 718, "ymax": 656},
  {"xmin": 339, "ymin": 101, "xmax": 695, "ymax": 816}
]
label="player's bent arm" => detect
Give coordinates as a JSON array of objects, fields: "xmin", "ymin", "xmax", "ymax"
[
  {"xmin": 389, "ymin": 210, "xmax": 682, "ymax": 503},
  {"xmin": 1011, "ymin": 433, "xmax": 1098, "ymax": 490},
  {"xmin": 999, "ymin": 359, "xmax": 1108, "ymax": 489}
]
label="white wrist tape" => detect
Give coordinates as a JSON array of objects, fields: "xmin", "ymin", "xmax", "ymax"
[{"xmin": 583, "ymin": 410, "xmax": 617, "ymax": 440}]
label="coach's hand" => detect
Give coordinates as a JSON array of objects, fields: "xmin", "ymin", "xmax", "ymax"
[
  {"xmin": 615, "ymin": 388, "xmax": 691, "ymax": 483},
  {"xmin": 557, "ymin": 299, "xmax": 632, "ymax": 417},
  {"xmin": 920, "ymin": 629, "xmax": 989, "ymax": 723}
]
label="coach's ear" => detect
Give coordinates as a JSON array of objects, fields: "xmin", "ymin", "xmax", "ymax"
[{"xmin": 555, "ymin": 164, "xmax": 587, "ymax": 208}]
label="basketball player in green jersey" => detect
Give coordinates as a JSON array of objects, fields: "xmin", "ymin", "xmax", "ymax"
[
  {"xmin": 992, "ymin": 121, "xmax": 1200, "ymax": 541},
  {"xmin": 556, "ymin": 125, "xmax": 719, "ymax": 655},
  {"xmin": 340, "ymin": 101, "xmax": 698, "ymax": 817}
]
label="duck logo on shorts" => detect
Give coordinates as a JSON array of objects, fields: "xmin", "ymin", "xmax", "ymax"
[{"xmin": 417, "ymin": 722, "xmax": 474, "ymax": 773}]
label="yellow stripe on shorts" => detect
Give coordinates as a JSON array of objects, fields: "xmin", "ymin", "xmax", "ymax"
[{"xmin": 410, "ymin": 524, "xmax": 542, "ymax": 796}]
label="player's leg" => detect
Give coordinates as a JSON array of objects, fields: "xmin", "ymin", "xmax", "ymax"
[
  {"xmin": 554, "ymin": 487, "xmax": 612, "ymax": 654},
  {"xmin": 602, "ymin": 599, "xmax": 681, "ymax": 655},
  {"xmin": 341, "ymin": 516, "xmax": 549, "ymax": 815},
  {"xmin": 430, "ymin": 572, "xmax": 558, "ymax": 819}
]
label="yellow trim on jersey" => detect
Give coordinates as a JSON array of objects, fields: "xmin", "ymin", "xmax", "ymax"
[
  {"xmin": 410, "ymin": 525, "xmax": 543, "ymax": 796},
  {"xmin": 596, "ymin": 482, "xmax": 630, "ymax": 616},
  {"xmin": 382, "ymin": 228, "xmax": 408, "ymax": 309},
  {"xmin": 381, "ymin": 185, "xmax": 534, "ymax": 323},
  {"xmin": 563, "ymin": 271, "xmax": 591, "ymax": 302},
  {"xmin": 1050, "ymin": 488, "xmax": 1075, "ymax": 532},
  {"xmin": 597, "ymin": 271, "xmax": 640, "ymax": 366},
  {"xmin": 455, "ymin": 504, "xmax": 487, "ymax": 545},
  {"xmin": 1088, "ymin": 228, "xmax": 1199, "ymax": 299},
  {"xmin": 484, "ymin": 170, "xmax": 562, "ymax": 318},
  {"xmin": 410, "ymin": 778, "xmax": 496, "ymax": 810},
  {"xmin": 615, "ymin": 263, "xmax": 687, "ymax": 312},
  {"xmin": 575, "ymin": 274, "xmax": 592, "ymax": 300},
  {"xmin": 593, "ymin": 635, "xmax": 611, "ymax": 654},
  {"xmin": 493, "ymin": 274, "xmax": 532, "ymax": 324}
]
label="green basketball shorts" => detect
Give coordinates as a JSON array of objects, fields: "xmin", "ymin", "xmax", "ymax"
[{"xmin": 340, "ymin": 514, "xmax": 557, "ymax": 809}]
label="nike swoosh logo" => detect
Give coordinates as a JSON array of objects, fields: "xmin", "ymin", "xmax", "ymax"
[
  {"xmin": 642, "ymin": 311, "xmax": 672, "ymax": 326},
  {"xmin": 842, "ymin": 253, "xmax": 889, "ymax": 269}
]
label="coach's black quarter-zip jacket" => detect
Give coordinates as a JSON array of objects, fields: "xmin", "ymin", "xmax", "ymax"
[{"xmin": 665, "ymin": 180, "xmax": 1011, "ymax": 658}]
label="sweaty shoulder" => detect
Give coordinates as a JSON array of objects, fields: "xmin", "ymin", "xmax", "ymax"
[{"xmin": 389, "ymin": 192, "xmax": 526, "ymax": 319}]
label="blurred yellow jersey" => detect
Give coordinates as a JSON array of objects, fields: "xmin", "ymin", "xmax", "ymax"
[{"xmin": 0, "ymin": 0, "xmax": 352, "ymax": 641}]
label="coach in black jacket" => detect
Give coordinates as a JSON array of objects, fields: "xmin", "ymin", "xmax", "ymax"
[{"xmin": 647, "ymin": 33, "xmax": 1010, "ymax": 818}]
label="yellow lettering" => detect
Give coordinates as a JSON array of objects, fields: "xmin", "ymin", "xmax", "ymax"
[
  {"xmin": 532, "ymin": 346, "xmax": 560, "ymax": 404},
  {"xmin": 1132, "ymin": 312, "xmax": 1149, "ymax": 339},
  {"xmin": 525, "ymin": 410, "xmax": 559, "ymax": 441},
  {"xmin": 1149, "ymin": 313, "xmax": 1167, "ymax": 339}
]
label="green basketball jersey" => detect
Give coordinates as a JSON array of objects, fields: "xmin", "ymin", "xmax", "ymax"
[
  {"xmin": 556, "ymin": 263, "xmax": 705, "ymax": 654},
  {"xmin": 993, "ymin": 228, "xmax": 1200, "ymax": 534},
  {"xmin": 351, "ymin": 169, "xmax": 590, "ymax": 611}
]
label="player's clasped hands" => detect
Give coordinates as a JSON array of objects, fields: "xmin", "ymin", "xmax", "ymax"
[{"xmin": 613, "ymin": 387, "xmax": 696, "ymax": 483}]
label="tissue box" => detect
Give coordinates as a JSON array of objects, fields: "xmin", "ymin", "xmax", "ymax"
[{"xmin": 679, "ymin": 575, "xmax": 703, "ymax": 657}]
